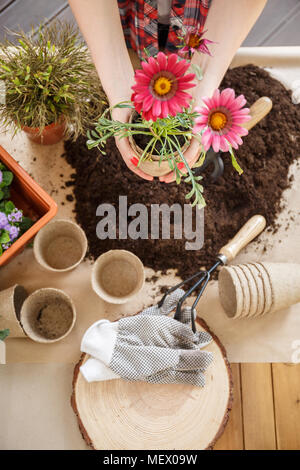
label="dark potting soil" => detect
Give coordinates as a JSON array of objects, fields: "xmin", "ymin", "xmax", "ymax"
[{"xmin": 63, "ymin": 65, "xmax": 300, "ymax": 281}]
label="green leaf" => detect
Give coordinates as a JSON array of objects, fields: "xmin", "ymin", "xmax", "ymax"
[
  {"xmin": 193, "ymin": 151, "xmax": 206, "ymax": 167},
  {"xmin": 0, "ymin": 231, "xmax": 10, "ymax": 244},
  {"xmin": 0, "ymin": 190, "xmax": 3, "ymax": 201},
  {"xmin": 229, "ymin": 147, "xmax": 243, "ymax": 175},
  {"xmin": 18, "ymin": 39, "xmax": 27, "ymax": 49},
  {"xmin": 1, "ymin": 64, "xmax": 11, "ymax": 72},
  {"xmin": 19, "ymin": 216, "xmax": 33, "ymax": 232},
  {"xmin": 0, "ymin": 329, "xmax": 9, "ymax": 341},
  {"xmin": 2, "ymin": 171, "xmax": 13, "ymax": 186},
  {"xmin": 49, "ymin": 102, "xmax": 56, "ymax": 113},
  {"xmin": 190, "ymin": 63, "xmax": 203, "ymax": 81},
  {"xmin": 5, "ymin": 201, "xmax": 15, "ymax": 213},
  {"xmin": 113, "ymin": 103, "xmax": 131, "ymax": 109},
  {"xmin": 1, "ymin": 187, "xmax": 10, "ymax": 200}
]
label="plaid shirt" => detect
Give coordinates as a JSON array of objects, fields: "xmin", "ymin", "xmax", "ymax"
[{"xmin": 118, "ymin": 0, "xmax": 212, "ymax": 58}]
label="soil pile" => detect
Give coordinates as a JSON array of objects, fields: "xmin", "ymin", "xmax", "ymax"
[{"xmin": 64, "ymin": 65, "xmax": 300, "ymax": 280}]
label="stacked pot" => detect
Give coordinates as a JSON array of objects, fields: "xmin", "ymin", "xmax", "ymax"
[{"xmin": 218, "ymin": 262, "xmax": 300, "ymax": 319}]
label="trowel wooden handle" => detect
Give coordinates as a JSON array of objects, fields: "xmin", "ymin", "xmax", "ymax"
[
  {"xmin": 243, "ymin": 97, "xmax": 272, "ymax": 131},
  {"xmin": 219, "ymin": 215, "xmax": 266, "ymax": 262}
]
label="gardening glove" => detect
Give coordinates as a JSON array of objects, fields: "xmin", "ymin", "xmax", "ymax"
[{"xmin": 80, "ymin": 288, "xmax": 213, "ymax": 387}]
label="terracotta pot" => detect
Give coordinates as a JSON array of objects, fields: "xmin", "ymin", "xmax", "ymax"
[
  {"xmin": 0, "ymin": 145, "xmax": 58, "ymax": 266},
  {"xmin": 128, "ymin": 112, "xmax": 190, "ymax": 177},
  {"xmin": 21, "ymin": 118, "xmax": 66, "ymax": 145}
]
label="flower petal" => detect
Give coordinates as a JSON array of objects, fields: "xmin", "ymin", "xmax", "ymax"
[
  {"xmin": 201, "ymin": 128, "xmax": 213, "ymax": 150},
  {"xmin": 229, "ymin": 94, "xmax": 247, "ymax": 111},
  {"xmin": 152, "ymin": 99, "xmax": 161, "ymax": 117},
  {"xmin": 211, "ymin": 89, "xmax": 221, "ymax": 108},
  {"xmin": 219, "ymin": 137, "xmax": 230, "ymax": 152},
  {"xmin": 212, "ymin": 134, "xmax": 221, "ymax": 152},
  {"xmin": 220, "ymin": 88, "xmax": 235, "ymax": 107},
  {"xmin": 157, "ymin": 52, "xmax": 167, "ymax": 70},
  {"xmin": 167, "ymin": 54, "xmax": 178, "ymax": 71},
  {"xmin": 161, "ymin": 100, "xmax": 169, "ymax": 118},
  {"xmin": 143, "ymin": 94, "xmax": 154, "ymax": 111}
]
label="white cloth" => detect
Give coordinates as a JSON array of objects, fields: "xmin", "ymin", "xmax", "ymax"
[{"xmin": 80, "ymin": 319, "xmax": 120, "ymax": 382}]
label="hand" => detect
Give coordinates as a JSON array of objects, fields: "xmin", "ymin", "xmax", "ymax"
[
  {"xmin": 159, "ymin": 137, "xmax": 201, "ymax": 183},
  {"xmin": 112, "ymin": 106, "xmax": 154, "ymax": 182}
]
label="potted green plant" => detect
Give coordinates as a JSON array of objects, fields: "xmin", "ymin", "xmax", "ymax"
[{"xmin": 0, "ymin": 21, "xmax": 106, "ymax": 144}]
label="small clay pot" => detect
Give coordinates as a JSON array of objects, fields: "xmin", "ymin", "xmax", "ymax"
[
  {"xmin": 92, "ymin": 249, "xmax": 145, "ymax": 304},
  {"xmin": 0, "ymin": 285, "xmax": 28, "ymax": 337},
  {"xmin": 21, "ymin": 117, "xmax": 66, "ymax": 145},
  {"xmin": 33, "ymin": 219, "xmax": 88, "ymax": 272},
  {"xmin": 20, "ymin": 288, "xmax": 76, "ymax": 343},
  {"xmin": 128, "ymin": 112, "xmax": 190, "ymax": 177}
]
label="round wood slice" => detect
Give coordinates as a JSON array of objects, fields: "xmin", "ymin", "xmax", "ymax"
[{"xmin": 71, "ymin": 317, "xmax": 233, "ymax": 450}]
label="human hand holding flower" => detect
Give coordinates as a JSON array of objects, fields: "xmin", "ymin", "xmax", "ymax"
[{"xmin": 111, "ymin": 104, "xmax": 154, "ymax": 182}]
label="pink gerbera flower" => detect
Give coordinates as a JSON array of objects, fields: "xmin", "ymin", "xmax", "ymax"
[
  {"xmin": 179, "ymin": 26, "xmax": 215, "ymax": 57},
  {"xmin": 193, "ymin": 88, "xmax": 251, "ymax": 153},
  {"xmin": 131, "ymin": 52, "xmax": 196, "ymax": 121}
]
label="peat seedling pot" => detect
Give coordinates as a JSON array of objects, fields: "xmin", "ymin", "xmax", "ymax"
[
  {"xmin": 33, "ymin": 219, "xmax": 88, "ymax": 272},
  {"xmin": 20, "ymin": 287, "xmax": 76, "ymax": 343},
  {"xmin": 128, "ymin": 112, "xmax": 190, "ymax": 177},
  {"xmin": 0, "ymin": 284, "xmax": 28, "ymax": 337},
  {"xmin": 0, "ymin": 145, "xmax": 58, "ymax": 266},
  {"xmin": 92, "ymin": 249, "xmax": 145, "ymax": 304},
  {"xmin": 21, "ymin": 117, "xmax": 66, "ymax": 145}
]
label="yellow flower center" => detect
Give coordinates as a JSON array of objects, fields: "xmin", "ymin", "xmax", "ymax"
[
  {"xmin": 209, "ymin": 111, "xmax": 227, "ymax": 131},
  {"xmin": 153, "ymin": 76, "xmax": 172, "ymax": 96},
  {"xmin": 188, "ymin": 33, "xmax": 201, "ymax": 49}
]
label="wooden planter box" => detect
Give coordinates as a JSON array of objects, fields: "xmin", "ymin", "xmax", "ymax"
[{"xmin": 0, "ymin": 144, "xmax": 57, "ymax": 266}]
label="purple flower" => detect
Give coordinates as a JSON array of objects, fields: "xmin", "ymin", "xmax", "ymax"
[
  {"xmin": 8, "ymin": 209, "xmax": 23, "ymax": 223},
  {"xmin": 2, "ymin": 243, "xmax": 11, "ymax": 251},
  {"xmin": 0, "ymin": 212, "xmax": 8, "ymax": 229},
  {"xmin": 0, "ymin": 170, "xmax": 2, "ymax": 184},
  {"xmin": 7, "ymin": 225, "xmax": 19, "ymax": 241}
]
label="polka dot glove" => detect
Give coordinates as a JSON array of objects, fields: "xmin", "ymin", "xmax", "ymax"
[{"xmin": 80, "ymin": 289, "xmax": 213, "ymax": 387}]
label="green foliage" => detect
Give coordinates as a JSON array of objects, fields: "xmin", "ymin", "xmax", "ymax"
[
  {"xmin": 228, "ymin": 145, "xmax": 243, "ymax": 175},
  {"xmin": 0, "ymin": 164, "xmax": 13, "ymax": 201},
  {"xmin": 87, "ymin": 103, "xmax": 207, "ymax": 207},
  {"xmin": 0, "ymin": 21, "xmax": 106, "ymax": 140},
  {"xmin": 0, "ymin": 329, "xmax": 9, "ymax": 341}
]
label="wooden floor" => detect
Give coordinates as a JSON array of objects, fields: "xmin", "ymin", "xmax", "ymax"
[
  {"xmin": 0, "ymin": 0, "xmax": 300, "ymax": 451},
  {"xmin": 214, "ymin": 363, "xmax": 300, "ymax": 450}
]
